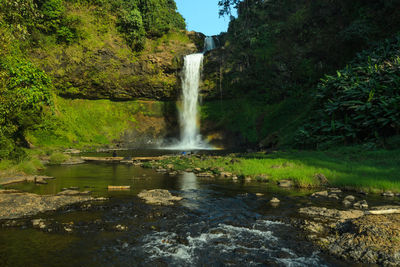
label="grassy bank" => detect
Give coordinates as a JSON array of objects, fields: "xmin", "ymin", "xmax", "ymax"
[
  {"xmin": 158, "ymin": 148, "xmax": 400, "ymax": 192},
  {"xmin": 27, "ymin": 96, "xmax": 170, "ymax": 150}
]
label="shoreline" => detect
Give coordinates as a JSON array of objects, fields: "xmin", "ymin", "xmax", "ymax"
[{"xmin": 1, "ymin": 158, "xmax": 400, "ymax": 265}]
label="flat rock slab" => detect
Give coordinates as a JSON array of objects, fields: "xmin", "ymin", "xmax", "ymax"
[
  {"xmin": 0, "ymin": 192, "xmax": 92, "ymax": 220},
  {"xmin": 0, "ymin": 175, "xmax": 54, "ymax": 186},
  {"xmin": 299, "ymin": 206, "xmax": 364, "ymax": 221},
  {"xmin": 138, "ymin": 189, "xmax": 182, "ymax": 205},
  {"xmin": 366, "ymin": 205, "xmax": 400, "ymax": 215}
]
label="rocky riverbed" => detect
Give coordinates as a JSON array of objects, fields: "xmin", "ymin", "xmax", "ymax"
[
  {"xmin": 0, "ymin": 189, "xmax": 95, "ymax": 220},
  {"xmin": 1, "ymin": 152, "xmax": 400, "ymax": 266}
]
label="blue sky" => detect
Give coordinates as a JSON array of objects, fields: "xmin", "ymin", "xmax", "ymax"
[{"xmin": 175, "ymin": 0, "xmax": 231, "ymax": 36}]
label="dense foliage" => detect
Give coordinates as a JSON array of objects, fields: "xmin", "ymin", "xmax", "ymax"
[
  {"xmin": 0, "ymin": 59, "xmax": 52, "ymax": 159},
  {"xmin": 209, "ymin": 0, "xmax": 400, "ymax": 148},
  {"xmin": 297, "ymin": 35, "xmax": 400, "ymax": 148},
  {"xmin": 217, "ymin": 0, "xmax": 400, "ymax": 102},
  {"xmin": 0, "ymin": 0, "xmax": 186, "ymax": 160}
]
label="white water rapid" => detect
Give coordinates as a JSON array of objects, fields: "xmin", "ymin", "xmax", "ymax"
[{"xmin": 167, "ymin": 37, "xmax": 216, "ymax": 150}]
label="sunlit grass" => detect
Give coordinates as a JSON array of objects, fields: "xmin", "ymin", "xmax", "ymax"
[{"xmin": 160, "ymin": 149, "xmax": 400, "ymax": 192}]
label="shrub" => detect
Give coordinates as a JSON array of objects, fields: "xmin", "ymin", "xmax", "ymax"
[
  {"xmin": 296, "ymin": 34, "xmax": 400, "ymax": 148},
  {"xmin": 49, "ymin": 152, "xmax": 70, "ymax": 164}
]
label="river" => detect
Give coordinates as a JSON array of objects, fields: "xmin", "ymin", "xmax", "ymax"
[{"xmin": 0, "ymin": 151, "xmax": 356, "ymax": 266}]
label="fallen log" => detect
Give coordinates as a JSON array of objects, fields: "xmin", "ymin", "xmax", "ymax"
[
  {"xmin": 81, "ymin": 156, "xmax": 170, "ymax": 163},
  {"xmin": 81, "ymin": 157, "xmax": 124, "ymax": 162},
  {"xmin": 108, "ymin": 185, "xmax": 131, "ymax": 190}
]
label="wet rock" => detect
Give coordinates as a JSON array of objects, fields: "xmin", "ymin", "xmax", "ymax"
[
  {"xmin": 325, "ymin": 214, "xmax": 400, "ymax": 265},
  {"xmin": 114, "ymin": 224, "xmax": 128, "ymax": 231},
  {"xmin": 32, "ymin": 219, "xmax": 46, "ymax": 229},
  {"xmin": 62, "ymin": 157, "xmax": 85, "ymax": 165},
  {"xmin": 34, "ymin": 178, "xmax": 48, "ymax": 184},
  {"xmin": 342, "ymin": 200, "xmax": 352, "ymax": 207},
  {"xmin": 156, "ymin": 168, "xmax": 167, "ymax": 173},
  {"xmin": 168, "ymin": 171, "xmax": 178, "ymax": 176},
  {"xmin": 0, "ymin": 189, "xmax": 21, "ymax": 194},
  {"xmin": 0, "ymin": 192, "xmax": 93, "ymax": 220},
  {"xmin": 184, "ymin": 168, "xmax": 193, "ymax": 172},
  {"xmin": 197, "ymin": 172, "xmax": 214, "ymax": 178},
  {"xmin": 315, "ymin": 173, "xmax": 329, "ymax": 185},
  {"xmin": 270, "ymin": 197, "xmax": 280, "ymax": 204},
  {"xmin": 220, "ymin": 172, "xmax": 233, "ymax": 178},
  {"xmin": 64, "ymin": 149, "xmax": 81, "ymax": 154},
  {"xmin": 68, "ymin": 187, "xmax": 80, "ymax": 190},
  {"xmin": 137, "ymin": 189, "xmax": 182, "ymax": 205},
  {"xmin": 382, "ymin": 191, "xmax": 395, "ymax": 197},
  {"xmin": 299, "ymin": 207, "xmax": 364, "ymax": 221},
  {"xmin": 328, "ymin": 193, "xmax": 340, "ymax": 200},
  {"xmin": 301, "ymin": 220, "xmax": 326, "ymax": 234},
  {"xmin": 277, "ymin": 179, "xmax": 293, "ymax": 188},
  {"xmin": 344, "ymin": 195, "xmax": 355, "ymax": 202},
  {"xmin": 256, "ymin": 193, "xmax": 264, "ymax": 197},
  {"xmin": 193, "ymin": 167, "xmax": 202, "ymax": 173},
  {"xmin": 353, "ymin": 200, "xmax": 368, "ymax": 209},
  {"xmin": 311, "ymin": 191, "xmax": 329, "ymax": 198},
  {"xmin": 328, "ymin": 188, "xmax": 342, "ymax": 194},
  {"xmin": 57, "ymin": 190, "xmax": 91, "ymax": 196}
]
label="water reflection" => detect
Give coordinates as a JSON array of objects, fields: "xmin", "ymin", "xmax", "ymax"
[
  {"xmin": 178, "ymin": 172, "xmax": 204, "ymax": 210},
  {"xmin": 178, "ymin": 172, "xmax": 199, "ymax": 191}
]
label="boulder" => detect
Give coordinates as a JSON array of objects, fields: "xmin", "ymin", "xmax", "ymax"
[
  {"xmin": 382, "ymin": 191, "xmax": 395, "ymax": 197},
  {"xmin": 270, "ymin": 197, "xmax": 280, "ymax": 204},
  {"xmin": 311, "ymin": 191, "xmax": 329, "ymax": 198},
  {"xmin": 344, "ymin": 195, "xmax": 356, "ymax": 202},
  {"xmin": 353, "ymin": 200, "xmax": 368, "ymax": 209},
  {"xmin": 220, "ymin": 172, "xmax": 233, "ymax": 178},
  {"xmin": 138, "ymin": 189, "xmax": 182, "ymax": 205}
]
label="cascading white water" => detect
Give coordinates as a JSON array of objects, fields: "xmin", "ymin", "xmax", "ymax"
[
  {"xmin": 178, "ymin": 53, "xmax": 206, "ymax": 149},
  {"xmin": 204, "ymin": 36, "xmax": 216, "ymax": 52},
  {"xmin": 167, "ymin": 37, "xmax": 217, "ymax": 150}
]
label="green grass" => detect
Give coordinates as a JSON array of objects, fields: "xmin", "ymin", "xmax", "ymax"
[
  {"xmin": 48, "ymin": 152, "xmax": 70, "ymax": 165},
  {"xmin": 27, "ymin": 96, "xmax": 167, "ymax": 150},
  {"xmin": 159, "ymin": 148, "xmax": 400, "ymax": 192},
  {"xmin": 0, "ymin": 153, "xmax": 45, "ymax": 177}
]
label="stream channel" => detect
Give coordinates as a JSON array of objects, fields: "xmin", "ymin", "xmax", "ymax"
[{"xmin": 0, "ymin": 150, "xmax": 365, "ymax": 266}]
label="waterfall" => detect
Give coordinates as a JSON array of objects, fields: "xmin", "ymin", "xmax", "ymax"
[
  {"xmin": 204, "ymin": 36, "xmax": 216, "ymax": 52},
  {"xmin": 178, "ymin": 53, "xmax": 206, "ymax": 149},
  {"xmin": 166, "ymin": 37, "xmax": 217, "ymax": 150}
]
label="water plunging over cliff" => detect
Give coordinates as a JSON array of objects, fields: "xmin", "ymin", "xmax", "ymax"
[
  {"xmin": 168, "ymin": 37, "xmax": 217, "ymax": 150},
  {"xmin": 178, "ymin": 53, "xmax": 206, "ymax": 149},
  {"xmin": 204, "ymin": 36, "xmax": 216, "ymax": 52}
]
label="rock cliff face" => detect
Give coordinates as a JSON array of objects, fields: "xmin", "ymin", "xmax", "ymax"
[{"xmin": 30, "ymin": 30, "xmax": 203, "ymax": 101}]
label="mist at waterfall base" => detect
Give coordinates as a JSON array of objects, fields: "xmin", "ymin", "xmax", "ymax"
[{"xmin": 164, "ymin": 37, "xmax": 217, "ymax": 151}]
